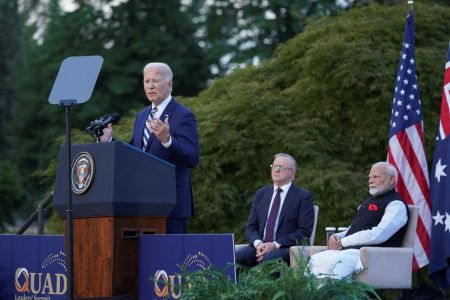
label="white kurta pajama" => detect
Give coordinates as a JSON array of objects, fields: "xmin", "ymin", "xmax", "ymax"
[{"xmin": 308, "ymin": 200, "xmax": 407, "ymax": 279}]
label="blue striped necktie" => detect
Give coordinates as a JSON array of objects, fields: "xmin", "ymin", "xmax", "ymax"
[{"xmin": 142, "ymin": 107, "xmax": 158, "ymax": 150}]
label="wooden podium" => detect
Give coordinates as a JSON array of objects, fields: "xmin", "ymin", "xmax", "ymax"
[{"xmin": 53, "ymin": 142, "xmax": 176, "ymax": 299}]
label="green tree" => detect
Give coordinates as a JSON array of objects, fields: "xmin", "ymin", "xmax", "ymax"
[
  {"xmin": 186, "ymin": 3, "xmax": 449, "ymax": 243},
  {"xmin": 0, "ymin": 1, "xmax": 20, "ymax": 154},
  {"xmin": 10, "ymin": 0, "xmax": 107, "ymax": 200},
  {"xmin": 9, "ymin": 0, "xmax": 209, "ymax": 205},
  {"xmin": 0, "ymin": 159, "xmax": 26, "ymax": 231},
  {"xmin": 104, "ymin": 0, "xmax": 209, "ymax": 101},
  {"xmin": 198, "ymin": 0, "xmax": 339, "ymax": 76},
  {"xmin": 44, "ymin": 3, "xmax": 449, "ymax": 245}
]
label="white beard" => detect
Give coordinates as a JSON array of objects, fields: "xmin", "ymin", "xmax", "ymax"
[
  {"xmin": 369, "ymin": 185, "xmax": 391, "ymax": 196},
  {"xmin": 369, "ymin": 187, "xmax": 379, "ymax": 196}
]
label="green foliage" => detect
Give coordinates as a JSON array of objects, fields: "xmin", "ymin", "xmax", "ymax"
[
  {"xmin": 200, "ymin": 0, "xmax": 341, "ymax": 76},
  {"xmin": 33, "ymin": 3, "xmax": 449, "ymax": 247},
  {"xmin": 8, "ymin": 0, "xmax": 208, "ymax": 204},
  {"xmin": 187, "ymin": 3, "xmax": 450, "ymax": 244},
  {"xmin": 0, "ymin": 1, "xmax": 19, "ymax": 154},
  {"xmin": 0, "ymin": 159, "xmax": 26, "ymax": 230},
  {"xmin": 180, "ymin": 259, "xmax": 379, "ymax": 299}
]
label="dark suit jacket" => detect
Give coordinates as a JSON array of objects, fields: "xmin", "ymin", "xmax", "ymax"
[
  {"xmin": 130, "ymin": 98, "xmax": 199, "ymax": 218},
  {"xmin": 245, "ymin": 184, "xmax": 314, "ymax": 247}
]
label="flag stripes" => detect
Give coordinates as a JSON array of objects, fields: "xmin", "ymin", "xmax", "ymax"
[{"xmin": 386, "ymin": 11, "xmax": 431, "ymax": 270}]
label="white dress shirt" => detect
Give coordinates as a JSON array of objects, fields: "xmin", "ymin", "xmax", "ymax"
[{"xmin": 253, "ymin": 182, "xmax": 292, "ymax": 248}]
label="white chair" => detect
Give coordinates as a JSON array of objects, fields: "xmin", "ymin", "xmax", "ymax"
[
  {"xmin": 290, "ymin": 205, "xmax": 419, "ymax": 289},
  {"xmin": 235, "ymin": 205, "xmax": 319, "ymax": 252}
]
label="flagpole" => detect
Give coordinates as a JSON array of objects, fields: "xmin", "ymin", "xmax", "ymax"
[{"xmin": 408, "ymin": 0, "xmax": 414, "ymax": 11}]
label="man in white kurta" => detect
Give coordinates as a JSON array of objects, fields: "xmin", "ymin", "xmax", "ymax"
[{"xmin": 308, "ymin": 162, "xmax": 408, "ymax": 280}]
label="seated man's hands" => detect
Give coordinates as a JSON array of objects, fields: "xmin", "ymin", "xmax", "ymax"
[
  {"xmin": 328, "ymin": 234, "xmax": 343, "ymax": 250},
  {"xmin": 255, "ymin": 242, "xmax": 278, "ymax": 263}
]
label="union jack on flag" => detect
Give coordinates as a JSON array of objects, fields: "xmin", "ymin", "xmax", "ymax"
[{"xmin": 387, "ymin": 11, "xmax": 432, "ymax": 270}]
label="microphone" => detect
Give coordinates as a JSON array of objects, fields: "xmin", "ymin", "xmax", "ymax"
[{"xmin": 85, "ymin": 113, "xmax": 121, "ymax": 135}]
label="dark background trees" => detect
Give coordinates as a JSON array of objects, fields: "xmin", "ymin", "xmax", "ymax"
[
  {"xmin": 0, "ymin": 0, "xmax": 449, "ymax": 252},
  {"xmin": 0, "ymin": 0, "xmax": 350, "ymax": 229},
  {"xmin": 187, "ymin": 3, "xmax": 450, "ymax": 244}
]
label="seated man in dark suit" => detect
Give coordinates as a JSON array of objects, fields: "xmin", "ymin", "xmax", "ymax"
[
  {"xmin": 236, "ymin": 153, "xmax": 315, "ymax": 267},
  {"xmin": 308, "ymin": 161, "xmax": 409, "ymax": 279}
]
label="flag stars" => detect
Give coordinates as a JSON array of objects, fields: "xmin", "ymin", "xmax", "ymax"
[
  {"xmin": 400, "ymin": 90, "xmax": 405, "ymax": 95},
  {"xmin": 402, "ymin": 53, "xmax": 407, "ymax": 59},
  {"xmin": 409, "ymin": 94, "xmax": 415, "ymax": 100},
  {"xmin": 403, "ymin": 115, "xmax": 409, "ymax": 121},
  {"xmin": 404, "ymin": 42, "xmax": 410, "ymax": 48},
  {"xmin": 403, "ymin": 79, "xmax": 409, "ymax": 85},
  {"xmin": 394, "ymin": 111, "xmax": 399, "ymax": 117},
  {"xmin": 407, "ymin": 69, "xmax": 412, "ymax": 74},
  {"xmin": 433, "ymin": 211, "xmax": 445, "ymax": 226},
  {"xmin": 413, "ymin": 84, "xmax": 418, "ymax": 89},
  {"xmin": 392, "ymin": 122, "xmax": 397, "ymax": 128},
  {"xmin": 406, "ymin": 104, "xmax": 412, "ymax": 110},
  {"xmin": 409, "ymin": 58, "xmax": 415, "ymax": 64},
  {"xmin": 397, "ymin": 100, "xmax": 402, "ymax": 106},
  {"xmin": 435, "ymin": 158, "xmax": 447, "ymax": 183}
]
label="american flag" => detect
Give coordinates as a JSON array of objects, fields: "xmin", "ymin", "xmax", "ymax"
[
  {"xmin": 428, "ymin": 42, "xmax": 450, "ymax": 289},
  {"xmin": 386, "ymin": 11, "xmax": 432, "ymax": 270}
]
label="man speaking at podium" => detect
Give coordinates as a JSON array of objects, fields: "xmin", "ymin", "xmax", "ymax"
[{"xmin": 101, "ymin": 62, "xmax": 199, "ymax": 234}]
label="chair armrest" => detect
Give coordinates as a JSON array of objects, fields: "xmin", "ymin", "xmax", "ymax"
[
  {"xmin": 356, "ymin": 246, "xmax": 413, "ymax": 289},
  {"xmin": 289, "ymin": 246, "xmax": 327, "ymax": 267},
  {"xmin": 235, "ymin": 244, "xmax": 248, "ymax": 252}
]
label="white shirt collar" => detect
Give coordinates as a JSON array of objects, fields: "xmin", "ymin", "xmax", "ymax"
[
  {"xmin": 152, "ymin": 95, "xmax": 172, "ymax": 114},
  {"xmin": 274, "ymin": 182, "xmax": 292, "ymax": 193}
]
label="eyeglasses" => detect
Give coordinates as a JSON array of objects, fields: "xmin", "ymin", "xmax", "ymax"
[{"xmin": 270, "ymin": 164, "xmax": 293, "ymax": 172}]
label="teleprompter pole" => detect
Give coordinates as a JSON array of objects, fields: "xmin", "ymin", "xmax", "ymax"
[{"xmin": 61, "ymin": 100, "xmax": 76, "ymax": 300}]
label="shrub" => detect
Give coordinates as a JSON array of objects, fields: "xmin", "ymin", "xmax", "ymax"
[{"xmin": 180, "ymin": 258, "xmax": 379, "ymax": 300}]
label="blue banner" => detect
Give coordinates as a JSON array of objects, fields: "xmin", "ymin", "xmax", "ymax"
[
  {"xmin": 0, "ymin": 235, "xmax": 66, "ymax": 300},
  {"xmin": 138, "ymin": 234, "xmax": 236, "ymax": 299}
]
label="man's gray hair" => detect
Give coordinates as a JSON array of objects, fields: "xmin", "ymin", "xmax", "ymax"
[
  {"xmin": 143, "ymin": 62, "xmax": 173, "ymax": 81},
  {"xmin": 274, "ymin": 153, "xmax": 297, "ymax": 169},
  {"xmin": 372, "ymin": 161, "xmax": 398, "ymax": 185}
]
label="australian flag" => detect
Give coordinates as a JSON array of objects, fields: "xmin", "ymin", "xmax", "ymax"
[{"xmin": 429, "ymin": 42, "xmax": 450, "ymax": 290}]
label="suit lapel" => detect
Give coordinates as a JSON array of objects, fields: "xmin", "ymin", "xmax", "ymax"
[
  {"xmin": 261, "ymin": 187, "xmax": 274, "ymax": 226},
  {"xmin": 144, "ymin": 98, "xmax": 176, "ymax": 152},
  {"xmin": 159, "ymin": 97, "xmax": 176, "ymax": 121}
]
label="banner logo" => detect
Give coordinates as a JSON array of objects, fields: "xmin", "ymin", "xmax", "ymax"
[
  {"xmin": 152, "ymin": 251, "xmax": 212, "ymax": 299},
  {"xmin": 154, "ymin": 270, "xmax": 169, "ymax": 297},
  {"xmin": 71, "ymin": 152, "xmax": 94, "ymax": 194},
  {"xmin": 14, "ymin": 251, "xmax": 67, "ymax": 298},
  {"xmin": 181, "ymin": 251, "xmax": 212, "ymax": 270},
  {"xmin": 15, "ymin": 268, "xmax": 29, "ymax": 292}
]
